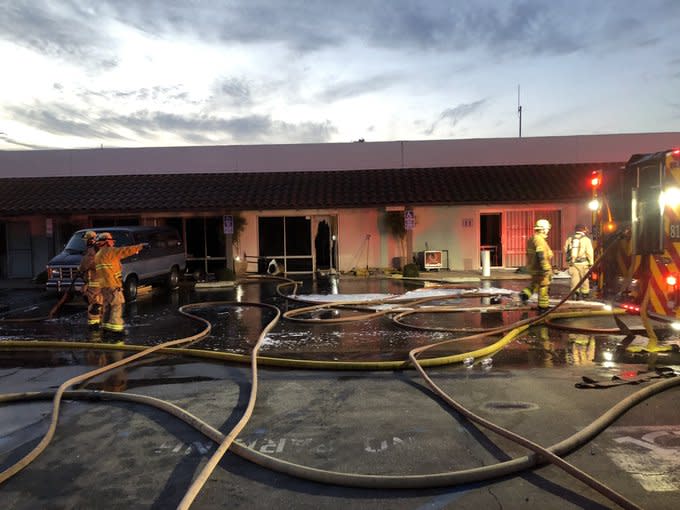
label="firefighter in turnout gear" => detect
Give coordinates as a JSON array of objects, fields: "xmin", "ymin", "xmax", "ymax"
[
  {"xmin": 520, "ymin": 219, "xmax": 554, "ymax": 311},
  {"xmin": 564, "ymin": 224, "xmax": 594, "ymax": 299},
  {"xmin": 94, "ymin": 232, "xmax": 145, "ymax": 334},
  {"xmin": 78, "ymin": 231, "xmax": 103, "ymax": 328}
]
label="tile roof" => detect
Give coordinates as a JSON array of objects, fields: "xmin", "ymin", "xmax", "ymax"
[{"xmin": 0, "ymin": 162, "xmax": 622, "ymax": 215}]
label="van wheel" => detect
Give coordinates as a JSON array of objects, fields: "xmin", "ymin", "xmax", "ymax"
[
  {"xmin": 124, "ymin": 275, "xmax": 138, "ymax": 302},
  {"xmin": 167, "ymin": 266, "xmax": 180, "ymax": 290}
]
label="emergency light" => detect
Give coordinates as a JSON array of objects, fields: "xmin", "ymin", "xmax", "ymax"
[{"xmin": 590, "ymin": 170, "xmax": 602, "ymax": 189}]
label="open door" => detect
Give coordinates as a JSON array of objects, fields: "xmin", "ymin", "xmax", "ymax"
[{"xmin": 480, "ymin": 213, "xmax": 502, "ymax": 266}]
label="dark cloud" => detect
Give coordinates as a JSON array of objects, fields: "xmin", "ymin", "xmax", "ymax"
[
  {"xmin": 0, "ymin": 1, "xmax": 119, "ymax": 69},
  {"xmin": 214, "ymin": 78, "xmax": 253, "ymax": 106},
  {"xmin": 75, "ymin": 86, "xmax": 195, "ymax": 105},
  {"xmin": 316, "ymin": 74, "xmax": 399, "ymax": 102},
  {"xmin": 92, "ymin": 0, "xmax": 680, "ymax": 57},
  {"xmin": 6, "ymin": 103, "xmax": 128, "ymax": 140},
  {"xmin": 120, "ymin": 111, "xmax": 337, "ymax": 143},
  {"xmin": 3, "ymin": 1, "xmax": 678, "ymax": 72},
  {"xmin": 3, "ymin": 1, "xmax": 678, "ymax": 75},
  {"xmin": 2, "ymin": 1, "xmax": 678, "ymax": 148},
  {"xmin": 4, "ymin": 101, "xmax": 336, "ymax": 145},
  {"xmin": 425, "ymin": 99, "xmax": 486, "ymax": 135}
]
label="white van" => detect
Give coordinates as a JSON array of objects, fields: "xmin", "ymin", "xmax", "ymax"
[{"xmin": 46, "ymin": 226, "xmax": 186, "ymax": 301}]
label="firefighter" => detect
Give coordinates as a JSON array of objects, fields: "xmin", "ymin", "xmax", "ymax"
[
  {"xmin": 78, "ymin": 230, "xmax": 103, "ymax": 328},
  {"xmin": 94, "ymin": 232, "xmax": 145, "ymax": 335},
  {"xmin": 519, "ymin": 219, "xmax": 553, "ymax": 311},
  {"xmin": 564, "ymin": 223, "xmax": 594, "ymax": 299}
]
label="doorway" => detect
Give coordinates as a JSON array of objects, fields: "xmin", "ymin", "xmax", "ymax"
[
  {"xmin": 258, "ymin": 216, "xmax": 313, "ymax": 274},
  {"xmin": 184, "ymin": 216, "xmax": 228, "ymax": 277},
  {"xmin": 313, "ymin": 216, "xmax": 338, "ymax": 272},
  {"xmin": 6, "ymin": 222, "xmax": 33, "ymax": 278},
  {"xmin": 480, "ymin": 213, "xmax": 502, "ymax": 266}
]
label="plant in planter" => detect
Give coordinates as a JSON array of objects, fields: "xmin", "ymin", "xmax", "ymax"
[{"xmin": 383, "ymin": 211, "xmax": 408, "ymax": 269}]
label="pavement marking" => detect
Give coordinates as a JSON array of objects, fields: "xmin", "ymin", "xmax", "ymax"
[
  {"xmin": 230, "ymin": 433, "xmax": 418, "ymax": 456},
  {"xmin": 154, "ymin": 441, "xmax": 213, "ymax": 456},
  {"xmin": 605, "ymin": 425, "xmax": 680, "ymax": 492}
]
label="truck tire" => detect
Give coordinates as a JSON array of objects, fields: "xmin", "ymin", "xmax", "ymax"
[
  {"xmin": 167, "ymin": 266, "xmax": 180, "ymax": 290},
  {"xmin": 124, "ymin": 275, "xmax": 138, "ymax": 302}
]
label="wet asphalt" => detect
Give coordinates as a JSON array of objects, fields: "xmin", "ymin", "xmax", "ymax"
[{"xmin": 0, "ymin": 275, "xmax": 679, "ymax": 509}]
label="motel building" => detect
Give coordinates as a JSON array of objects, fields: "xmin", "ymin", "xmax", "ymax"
[{"xmin": 1, "ymin": 132, "xmax": 679, "ymax": 280}]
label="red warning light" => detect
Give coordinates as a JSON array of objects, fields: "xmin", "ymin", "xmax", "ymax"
[
  {"xmin": 590, "ymin": 170, "xmax": 602, "ymax": 189},
  {"xmin": 621, "ymin": 303, "xmax": 641, "ymax": 314},
  {"xmin": 667, "ymin": 274, "xmax": 677, "ymax": 286}
]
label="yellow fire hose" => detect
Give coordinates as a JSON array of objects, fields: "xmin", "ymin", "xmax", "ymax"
[{"xmin": 0, "ymin": 253, "xmax": 674, "ymax": 509}]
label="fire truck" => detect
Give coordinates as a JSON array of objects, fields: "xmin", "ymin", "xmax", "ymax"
[{"xmin": 593, "ymin": 148, "xmax": 680, "ymax": 351}]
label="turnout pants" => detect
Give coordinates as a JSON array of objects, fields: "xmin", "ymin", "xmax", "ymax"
[
  {"xmin": 83, "ymin": 285, "xmax": 103, "ymax": 326},
  {"xmin": 521, "ymin": 271, "xmax": 552, "ymax": 308},
  {"xmin": 101, "ymin": 287, "xmax": 126, "ymax": 333},
  {"xmin": 567, "ymin": 262, "xmax": 590, "ymax": 296}
]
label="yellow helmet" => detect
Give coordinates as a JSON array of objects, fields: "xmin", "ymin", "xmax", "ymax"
[{"xmin": 534, "ymin": 219, "xmax": 551, "ymax": 232}]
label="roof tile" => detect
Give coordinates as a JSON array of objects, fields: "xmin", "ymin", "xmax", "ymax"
[{"xmin": 0, "ymin": 163, "xmax": 622, "ymax": 215}]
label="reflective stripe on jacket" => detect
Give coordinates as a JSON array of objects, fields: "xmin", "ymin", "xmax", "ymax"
[
  {"xmin": 94, "ymin": 245, "xmax": 143, "ymax": 288},
  {"xmin": 525, "ymin": 233, "xmax": 553, "ymax": 273}
]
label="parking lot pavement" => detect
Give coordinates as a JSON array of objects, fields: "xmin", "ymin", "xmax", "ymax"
[
  {"xmin": 0, "ymin": 355, "xmax": 678, "ymax": 510},
  {"xmin": 0, "ymin": 276, "xmax": 678, "ymax": 509}
]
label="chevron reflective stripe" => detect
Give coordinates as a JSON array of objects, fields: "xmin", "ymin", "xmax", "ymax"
[{"xmin": 96, "ymin": 263, "xmax": 113, "ymax": 270}]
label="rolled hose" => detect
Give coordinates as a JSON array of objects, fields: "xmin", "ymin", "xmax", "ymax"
[{"xmin": 0, "ymin": 374, "xmax": 676, "ymax": 491}]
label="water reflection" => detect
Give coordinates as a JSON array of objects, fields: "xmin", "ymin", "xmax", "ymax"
[
  {"xmin": 2, "ymin": 277, "xmax": 679, "ymax": 369},
  {"xmin": 568, "ymin": 333, "xmax": 596, "ymax": 366},
  {"xmin": 84, "ymin": 346, "xmax": 127, "ymax": 392}
]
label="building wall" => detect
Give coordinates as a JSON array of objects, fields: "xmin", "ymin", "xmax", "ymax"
[
  {"xmin": 2, "ymin": 132, "xmax": 678, "ymax": 178},
  {"xmin": 7, "ymin": 132, "xmax": 676, "ymax": 277},
  {"xmin": 4, "ymin": 198, "xmax": 598, "ymax": 279}
]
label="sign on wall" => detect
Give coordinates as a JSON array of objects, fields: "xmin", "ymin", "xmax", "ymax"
[
  {"xmin": 404, "ymin": 210, "xmax": 415, "ymax": 230},
  {"xmin": 223, "ymin": 215, "xmax": 234, "ymax": 235}
]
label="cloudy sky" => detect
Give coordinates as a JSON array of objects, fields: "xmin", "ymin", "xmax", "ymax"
[{"xmin": 0, "ymin": 0, "xmax": 679, "ymax": 150}]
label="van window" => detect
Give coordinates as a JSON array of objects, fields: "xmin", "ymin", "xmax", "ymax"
[
  {"xmin": 63, "ymin": 232, "xmax": 89, "ymax": 253},
  {"xmin": 133, "ymin": 232, "xmax": 150, "ymax": 246},
  {"xmin": 112, "ymin": 231, "xmax": 133, "ymax": 246},
  {"xmin": 148, "ymin": 231, "xmax": 166, "ymax": 249}
]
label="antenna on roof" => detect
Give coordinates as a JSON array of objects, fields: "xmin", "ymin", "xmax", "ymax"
[{"xmin": 517, "ymin": 85, "xmax": 522, "ymax": 138}]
